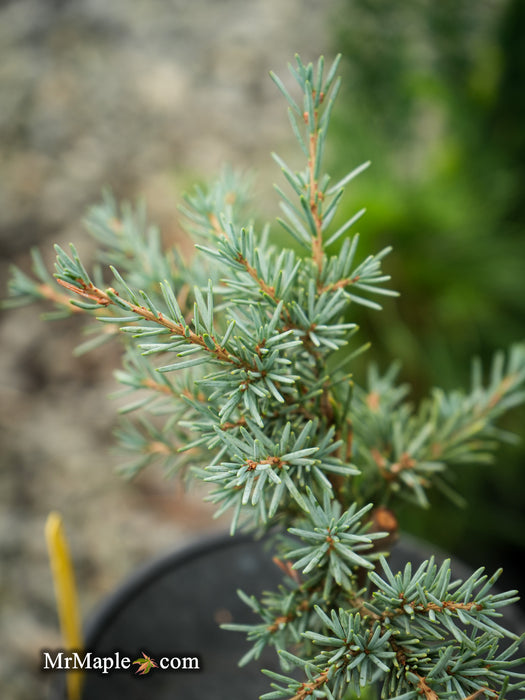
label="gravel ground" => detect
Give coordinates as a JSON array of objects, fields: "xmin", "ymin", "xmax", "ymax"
[{"xmin": 0, "ymin": 2, "xmax": 334, "ymax": 697}]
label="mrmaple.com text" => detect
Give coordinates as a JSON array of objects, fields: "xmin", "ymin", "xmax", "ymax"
[{"xmin": 41, "ymin": 650, "xmax": 200, "ymax": 674}]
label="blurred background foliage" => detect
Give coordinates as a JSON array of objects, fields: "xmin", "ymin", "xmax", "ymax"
[{"xmin": 327, "ymin": 0, "xmax": 525, "ymax": 589}]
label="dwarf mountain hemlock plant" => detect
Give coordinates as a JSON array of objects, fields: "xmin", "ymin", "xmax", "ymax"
[{"xmin": 4, "ymin": 55, "xmax": 525, "ymax": 699}]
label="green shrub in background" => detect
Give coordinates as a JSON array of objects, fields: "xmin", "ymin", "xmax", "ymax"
[{"xmin": 329, "ymin": 0, "xmax": 525, "ymax": 587}]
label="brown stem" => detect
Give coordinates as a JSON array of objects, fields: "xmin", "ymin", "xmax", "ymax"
[
  {"xmin": 289, "ymin": 671, "xmax": 329, "ymax": 700},
  {"xmin": 380, "ymin": 598, "xmax": 483, "ymax": 623},
  {"xmin": 56, "ymin": 278, "xmax": 242, "ymax": 367},
  {"xmin": 37, "ymin": 283, "xmax": 85, "ymax": 313},
  {"xmin": 415, "ymin": 674, "xmax": 440, "ymax": 700},
  {"xmin": 464, "ymin": 689, "xmax": 498, "ymax": 700},
  {"xmin": 320, "ymin": 275, "xmax": 361, "ymax": 294},
  {"xmin": 142, "ymin": 378, "xmax": 175, "ymax": 395},
  {"xmin": 235, "ymin": 252, "xmax": 277, "ymax": 300},
  {"xmin": 307, "ymin": 130, "xmax": 324, "ymax": 277}
]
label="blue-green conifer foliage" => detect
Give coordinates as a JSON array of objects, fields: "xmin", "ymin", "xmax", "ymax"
[{"xmin": 4, "ymin": 55, "xmax": 525, "ymax": 699}]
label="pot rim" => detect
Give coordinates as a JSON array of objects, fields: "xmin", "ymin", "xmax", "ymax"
[{"xmin": 83, "ymin": 530, "xmax": 256, "ymax": 648}]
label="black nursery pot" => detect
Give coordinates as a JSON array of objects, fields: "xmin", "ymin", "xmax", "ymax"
[
  {"xmin": 51, "ymin": 532, "xmax": 292, "ymax": 700},
  {"xmin": 50, "ymin": 532, "xmax": 523, "ymax": 700}
]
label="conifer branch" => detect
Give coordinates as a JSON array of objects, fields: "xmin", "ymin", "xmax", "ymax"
[
  {"xmin": 35, "ymin": 282, "xmax": 86, "ymax": 314},
  {"xmin": 3, "ymin": 53, "xmax": 524, "ymax": 700},
  {"xmin": 54, "ymin": 265, "xmax": 243, "ymax": 367}
]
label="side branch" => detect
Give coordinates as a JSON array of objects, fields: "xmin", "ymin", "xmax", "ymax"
[
  {"xmin": 208, "ymin": 212, "xmax": 282, "ymax": 302},
  {"xmin": 56, "ymin": 277, "xmax": 237, "ymax": 365},
  {"xmin": 36, "ymin": 283, "xmax": 85, "ymax": 314},
  {"xmin": 289, "ymin": 671, "xmax": 329, "ymax": 700}
]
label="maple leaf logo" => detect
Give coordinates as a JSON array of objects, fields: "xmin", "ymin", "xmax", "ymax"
[{"xmin": 132, "ymin": 651, "xmax": 158, "ymax": 675}]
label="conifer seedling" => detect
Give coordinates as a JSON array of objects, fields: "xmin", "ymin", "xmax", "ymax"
[{"xmin": 4, "ymin": 55, "xmax": 525, "ymax": 699}]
